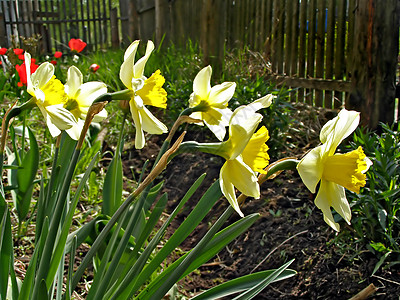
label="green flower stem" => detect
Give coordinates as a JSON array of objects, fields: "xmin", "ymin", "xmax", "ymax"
[
  {"xmin": 151, "ymin": 204, "xmax": 236, "ymax": 299},
  {"xmin": 70, "ymin": 132, "xmax": 186, "ymax": 293},
  {"xmin": 0, "ymin": 98, "xmax": 35, "ymax": 180},
  {"xmin": 31, "ymin": 147, "xmax": 81, "ymax": 299},
  {"xmin": 169, "ymin": 141, "xmax": 229, "ymax": 161},
  {"xmin": 92, "ymin": 89, "xmax": 133, "ymax": 104},
  {"xmin": 259, "ymin": 158, "xmax": 300, "ymax": 185}
]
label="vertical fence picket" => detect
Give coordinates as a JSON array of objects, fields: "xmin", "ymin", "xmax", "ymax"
[
  {"xmin": 306, "ymin": 0, "xmax": 317, "ymax": 105},
  {"xmin": 315, "ymin": 0, "xmax": 326, "ymax": 107},
  {"xmin": 346, "ymin": 0, "xmax": 356, "ymax": 103},
  {"xmin": 290, "ymin": 0, "xmax": 299, "ymax": 102},
  {"xmin": 324, "ymin": 0, "xmax": 336, "ymax": 109},
  {"xmin": 297, "ymin": 0, "xmax": 307, "ymax": 103},
  {"xmin": 264, "ymin": 0, "xmax": 273, "ymax": 59},
  {"xmin": 334, "ymin": 0, "xmax": 347, "ymax": 108},
  {"xmin": 284, "ymin": 0, "xmax": 292, "ymax": 76}
]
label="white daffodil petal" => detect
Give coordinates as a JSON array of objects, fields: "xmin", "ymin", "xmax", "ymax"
[
  {"xmin": 124, "ymin": 40, "xmax": 139, "ymax": 61},
  {"xmin": 208, "ymin": 82, "xmax": 236, "ymax": 107},
  {"xmin": 297, "ymin": 146, "xmax": 324, "ymax": 193},
  {"xmin": 133, "ymin": 40, "xmax": 155, "ymax": 79},
  {"xmin": 220, "ymin": 162, "xmax": 244, "ymax": 217},
  {"xmin": 228, "ymin": 109, "xmax": 263, "ymax": 159},
  {"xmin": 321, "ymin": 109, "xmax": 360, "ymax": 152},
  {"xmin": 76, "ymin": 82, "xmax": 107, "ymax": 107},
  {"xmin": 140, "ymin": 106, "xmax": 168, "ymax": 134},
  {"xmin": 34, "ymin": 89, "xmax": 46, "ymax": 103},
  {"xmin": 315, "ymin": 180, "xmax": 351, "ymax": 231},
  {"xmin": 45, "ymin": 105, "xmax": 77, "ymax": 130},
  {"xmin": 325, "ymin": 181, "xmax": 351, "ymax": 224},
  {"xmin": 204, "ymin": 122, "xmax": 226, "ymax": 142},
  {"xmin": 31, "ymin": 62, "xmax": 54, "ymax": 88},
  {"xmin": 314, "ymin": 183, "xmax": 341, "ymax": 232},
  {"xmin": 188, "ymin": 111, "xmax": 204, "ymax": 123},
  {"xmin": 193, "ymin": 66, "xmax": 212, "ymax": 99},
  {"xmin": 37, "ymin": 105, "xmax": 61, "ymax": 137},
  {"xmin": 66, "ymin": 66, "xmax": 83, "ymax": 97},
  {"xmin": 25, "ymin": 53, "xmax": 34, "ymax": 93},
  {"xmin": 66, "ymin": 119, "xmax": 85, "ymax": 140},
  {"xmin": 92, "ymin": 108, "xmax": 108, "ymax": 123},
  {"xmin": 130, "ymin": 100, "xmax": 145, "ymax": 149},
  {"xmin": 220, "ymin": 157, "xmax": 260, "ymax": 217},
  {"xmin": 246, "ymin": 94, "xmax": 274, "ymax": 112},
  {"xmin": 120, "ymin": 51, "xmax": 136, "ymax": 89},
  {"xmin": 227, "ymin": 157, "xmax": 260, "ymax": 198}
]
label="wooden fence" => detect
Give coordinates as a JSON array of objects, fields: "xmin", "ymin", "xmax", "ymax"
[
  {"xmin": 0, "ymin": 0, "xmax": 398, "ymax": 126},
  {"xmin": 0, "ymin": 0, "xmax": 119, "ymax": 54},
  {"xmin": 125, "ymin": 0, "xmax": 399, "ymax": 127}
]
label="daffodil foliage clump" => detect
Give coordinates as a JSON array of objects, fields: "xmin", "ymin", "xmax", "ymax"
[
  {"xmin": 0, "ymin": 40, "xmax": 374, "ymax": 299},
  {"xmin": 334, "ymin": 123, "xmax": 400, "ymax": 271}
]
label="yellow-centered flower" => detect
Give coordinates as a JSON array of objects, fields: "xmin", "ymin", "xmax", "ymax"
[
  {"xmin": 188, "ymin": 66, "xmax": 236, "ymax": 141},
  {"xmin": 119, "ymin": 40, "xmax": 168, "ymax": 149},
  {"xmin": 297, "ymin": 109, "xmax": 372, "ymax": 231},
  {"xmin": 218, "ymin": 95, "xmax": 273, "ymax": 216},
  {"xmin": 25, "ymin": 52, "xmax": 77, "ymax": 138},
  {"xmin": 64, "ymin": 66, "xmax": 108, "ymax": 140}
]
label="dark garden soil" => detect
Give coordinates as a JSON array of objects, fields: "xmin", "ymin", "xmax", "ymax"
[
  {"xmin": 122, "ymin": 103, "xmax": 400, "ymax": 300},
  {"xmin": 160, "ymin": 150, "xmax": 400, "ymax": 300}
]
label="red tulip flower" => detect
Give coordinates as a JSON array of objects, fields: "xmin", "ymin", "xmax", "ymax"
[
  {"xmin": 68, "ymin": 38, "xmax": 87, "ymax": 53},
  {"xmin": 0, "ymin": 48, "xmax": 7, "ymax": 55},
  {"xmin": 54, "ymin": 51, "xmax": 63, "ymax": 58},
  {"xmin": 13, "ymin": 48, "xmax": 24, "ymax": 55},
  {"xmin": 89, "ymin": 63, "xmax": 100, "ymax": 73},
  {"xmin": 15, "ymin": 58, "xmax": 39, "ymax": 86},
  {"xmin": 50, "ymin": 60, "xmax": 57, "ymax": 65},
  {"xmin": 18, "ymin": 54, "xmax": 24, "ymax": 60}
]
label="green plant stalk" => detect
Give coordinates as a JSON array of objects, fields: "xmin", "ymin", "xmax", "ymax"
[
  {"xmin": 70, "ymin": 131, "xmax": 186, "ymax": 292},
  {"xmin": 70, "ymin": 187, "xmax": 137, "ymax": 291},
  {"xmin": 147, "ymin": 205, "xmax": 238, "ymax": 299},
  {"xmin": 90, "ymin": 192, "xmax": 148, "ymax": 299},
  {"xmin": 107, "ymin": 175, "xmax": 207, "ymax": 300},
  {"xmin": 86, "ymin": 209, "xmax": 128, "ymax": 300},
  {"xmin": 35, "ymin": 137, "xmax": 61, "ymax": 243},
  {"xmin": 31, "ymin": 148, "xmax": 81, "ymax": 299},
  {"xmin": 45, "ymin": 152, "xmax": 99, "ymax": 288}
]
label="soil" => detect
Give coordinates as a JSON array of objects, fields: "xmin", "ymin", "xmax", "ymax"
[
  {"xmin": 120, "ymin": 103, "xmax": 400, "ymax": 300},
  {"xmin": 159, "ymin": 150, "xmax": 400, "ymax": 300}
]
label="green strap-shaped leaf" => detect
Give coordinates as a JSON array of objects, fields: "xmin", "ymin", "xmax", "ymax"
[
  {"xmin": 65, "ymin": 235, "xmax": 78, "ymax": 300},
  {"xmin": 16, "ymin": 127, "xmax": 39, "ymax": 221},
  {"xmin": 18, "ymin": 217, "xmax": 49, "ymax": 300},
  {"xmin": 102, "ymin": 139, "xmax": 123, "ymax": 216},
  {"xmin": 0, "ymin": 205, "xmax": 12, "ymax": 300},
  {"xmin": 233, "ymin": 259, "xmax": 295, "ymax": 300},
  {"xmin": 45, "ymin": 153, "xmax": 99, "ymax": 288},
  {"xmin": 191, "ymin": 268, "xmax": 296, "ymax": 300},
  {"xmin": 122, "ymin": 178, "xmax": 222, "ymax": 299},
  {"xmin": 139, "ymin": 213, "xmax": 260, "ymax": 299},
  {"xmin": 108, "ymin": 174, "xmax": 208, "ymax": 300}
]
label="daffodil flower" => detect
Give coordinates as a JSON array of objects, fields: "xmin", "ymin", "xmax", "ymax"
[
  {"xmin": 119, "ymin": 40, "xmax": 168, "ymax": 149},
  {"xmin": 297, "ymin": 109, "xmax": 372, "ymax": 231},
  {"xmin": 25, "ymin": 52, "xmax": 77, "ymax": 138},
  {"xmin": 188, "ymin": 66, "xmax": 236, "ymax": 141},
  {"xmin": 217, "ymin": 95, "xmax": 273, "ymax": 216},
  {"xmin": 64, "ymin": 66, "xmax": 108, "ymax": 140}
]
